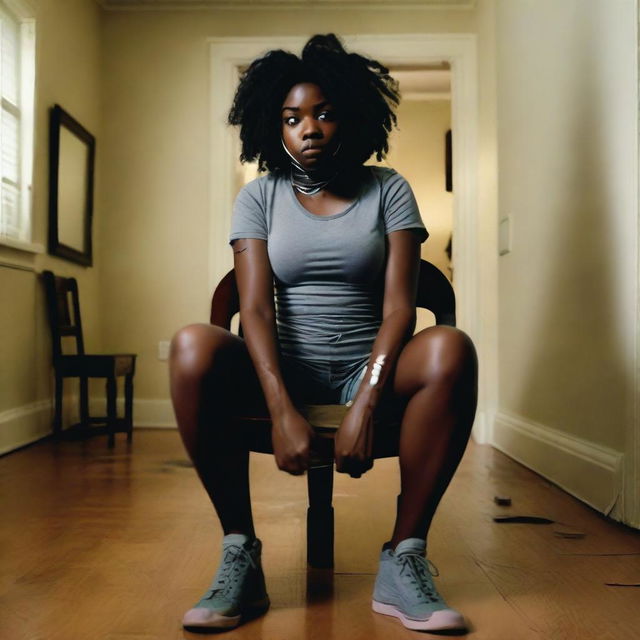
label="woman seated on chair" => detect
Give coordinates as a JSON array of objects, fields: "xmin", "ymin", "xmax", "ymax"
[{"xmin": 169, "ymin": 34, "xmax": 478, "ymax": 634}]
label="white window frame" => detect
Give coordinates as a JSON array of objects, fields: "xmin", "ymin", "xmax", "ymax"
[{"xmin": 0, "ymin": 0, "xmax": 36, "ymax": 253}]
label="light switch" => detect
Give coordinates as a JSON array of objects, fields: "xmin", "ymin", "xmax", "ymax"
[
  {"xmin": 499, "ymin": 216, "xmax": 511, "ymax": 255},
  {"xmin": 158, "ymin": 340, "xmax": 171, "ymax": 361}
]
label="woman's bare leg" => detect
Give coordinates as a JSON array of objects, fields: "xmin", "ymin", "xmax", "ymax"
[
  {"xmin": 169, "ymin": 323, "xmax": 268, "ymax": 538},
  {"xmin": 388, "ymin": 325, "xmax": 478, "ymax": 547}
]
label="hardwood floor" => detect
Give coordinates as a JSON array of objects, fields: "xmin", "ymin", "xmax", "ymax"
[{"xmin": 1, "ymin": 430, "xmax": 639, "ymax": 640}]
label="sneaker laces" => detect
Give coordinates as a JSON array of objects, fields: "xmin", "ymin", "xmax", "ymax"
[
  {"xmin": 206, "ymin": 543, "xmax": 257, "ymax": 600},
  {"xmin": 397, "ymin": 551, "xmax": 442, "ymax": 604}
]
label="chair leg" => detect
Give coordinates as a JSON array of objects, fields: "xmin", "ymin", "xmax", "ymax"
[
  {"xmin": 307, "ymin": 464, "xmax": 335, "ymax": 569},
  {"xmin": 79, "ymin": 376, "xmax": 89, "ymax": 428},
  {"xmin": 124, "ymin": 373, "xmax": 133, "ymax": 443},
  {"xmin": 106, "ymin": 376, "xmax": 117, "ymax": 448},
  {"xmin": 53, "ymin": 373, "xmax": 63, "ymax": 438}
]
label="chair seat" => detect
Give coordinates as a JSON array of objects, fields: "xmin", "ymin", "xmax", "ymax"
[
  {"xmin": 57, "ymin": 354, "xmax": 136, "ymax": 377},
  {"xmin": 234, "ymin": 404, "xmax": 403, "ymax": 463}
]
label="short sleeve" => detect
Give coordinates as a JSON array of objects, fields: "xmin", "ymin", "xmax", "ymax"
[
  {"xmin": 228, "ymin": 180, "xmax": 268, "ymax": 245},
  {"xmin": 381, "ymin": 170, "xmax": 429, "ymax": 243}
]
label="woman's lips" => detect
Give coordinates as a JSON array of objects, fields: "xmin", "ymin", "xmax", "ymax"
[{"xmin": 301, "ymin": 146, "xmax": 323, "ymax": 155}]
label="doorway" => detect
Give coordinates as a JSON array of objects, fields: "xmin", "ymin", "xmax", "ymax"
[
  {"xmin": 385, "ymin": 65, "xmax": 453, "ymax": 332},
  {"xmin": 208, "ymin": 34, "xmax": 491, "ymax": 443}
]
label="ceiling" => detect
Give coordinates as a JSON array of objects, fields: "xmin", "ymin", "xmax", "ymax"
[{"xmin": 392, "ymin": 67, "xmax": 451, "ymax": 99}]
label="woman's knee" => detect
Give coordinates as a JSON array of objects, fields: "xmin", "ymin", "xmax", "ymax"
[
  {"xmin": 414, "ymin": 326, "xmax": 477, "ymax": 387},
  {"xmin": 169, "ymin": 323, "xmax": 234, "ymax": 379}
]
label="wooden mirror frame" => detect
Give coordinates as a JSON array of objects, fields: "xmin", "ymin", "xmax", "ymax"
[{"xmin": 48, "ymin": 104, "xmax": 95, "ymax": 266}]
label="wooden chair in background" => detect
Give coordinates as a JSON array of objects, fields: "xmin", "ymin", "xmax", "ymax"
[
  {"xmin": 210, "ymin": 260, "xmax": 456, "ymax": 568},
  {"xmin": 42, "ymin": 270, "xmax": 137, "ymax": 448}
]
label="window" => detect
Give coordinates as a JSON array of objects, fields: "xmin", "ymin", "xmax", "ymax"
[{"xmin": 0, "ymin": 0, "xmax": 34, "ymax": 245}]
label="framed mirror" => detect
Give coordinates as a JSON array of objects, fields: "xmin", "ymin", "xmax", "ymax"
[{"xmin": 48, "ymin": 104, "xmax": 95, "ymax": 266}]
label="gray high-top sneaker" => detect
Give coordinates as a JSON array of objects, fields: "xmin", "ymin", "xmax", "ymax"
[
  {"xmin": 182, "ymin": 533, "xmax": 270, "ymax": 631},
  {"xmin": 372, "ymin": 538, "xmax": 466, "ymax": 632}
]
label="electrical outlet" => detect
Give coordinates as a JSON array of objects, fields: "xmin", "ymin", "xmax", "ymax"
[
  {"xmin": 158, "ymin": 340, "xmax": 171, "ymax": 361},
  {"xmin": 499, "ymin": 216, "xmax": 511, "ymax": 255}
]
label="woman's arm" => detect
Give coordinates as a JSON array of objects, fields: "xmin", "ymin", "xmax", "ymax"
[
  {"xmin": 334, "ymin": 229, "xmax": 421, "ymax": 477},
  {"xmin": 232, "ymin": 237, "xmax": 315, "ymax": 475}
]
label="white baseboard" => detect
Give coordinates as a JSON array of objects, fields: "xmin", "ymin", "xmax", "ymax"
[
  {"xmin": 0, "ymin": 397, "xmax": 178, "ymax": 456},
  {"xmin": 87, "ymin": 397, "xmax": 177, "ymax": 429},
  {"xmin": 0, "ymin": 400, "xmax": 53, "ymax": 455},
  {"xmin": 492, "ymin": 409, "xmax": 623, "ymax": 515}
]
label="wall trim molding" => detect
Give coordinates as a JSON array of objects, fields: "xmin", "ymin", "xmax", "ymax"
[
  {"xmin": 0, "ymin": 399, "xmax": 52, "ymax": 455},
  {"xmin": 493, "ymin": 409, "xmax": 624, "ymax": 517},
  {"xmin": 0, "ymin": 397, "xmax": 178, "ymax": 456},
  {"xmin": 97, "ymin": 0, "xmax": 476, "ymax": 11},
  {"xmin": 627, "ymin": 0, "xmax": 640, "ymax": 528},
  {"xmin": 87, "ymin": 397, "xmax": 177, "ymax": 429},
  {"xmin": 403, "ymin": 91, "xmax": 452, "ymax": 101}
]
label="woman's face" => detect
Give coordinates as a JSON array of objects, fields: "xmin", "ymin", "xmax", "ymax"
[{"xmin": 281, "ymin": 82, "xmax": 340, "ymax": 170}]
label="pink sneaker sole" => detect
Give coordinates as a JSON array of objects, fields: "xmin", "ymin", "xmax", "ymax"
[
  {"xmin": 182, "ymin": 597, "xmax": 270, "ymax": 631},
  {"xmin": 372, "ymin": 599, "xmax": 467, "ymax": 631}
]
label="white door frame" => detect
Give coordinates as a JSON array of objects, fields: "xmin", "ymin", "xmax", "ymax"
[
  {"xmin": 629, "ymin": 14, "xmax": 640, "ymax": 525},
  {"xmin": 208, "ymin": 34, "xmax": 492, "ymax": 443}
]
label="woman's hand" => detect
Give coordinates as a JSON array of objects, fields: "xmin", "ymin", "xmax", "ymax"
[
  {"xmin": 334, "ymin": 399, "xmax": 375, "ymax": 478},
  {"xmin": 271, "ymin": 407, "xmax": 316, "ymax": 476}
]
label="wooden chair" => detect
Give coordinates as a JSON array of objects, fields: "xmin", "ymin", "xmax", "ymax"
[
  {"xmin": 210, "ymin": 259, "xmax": 455, "ymax": 568},
  {"xmin": 42, "ymin": 270, "xmax": 137, "ymax": 448}
]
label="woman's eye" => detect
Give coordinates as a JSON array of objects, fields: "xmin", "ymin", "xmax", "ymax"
[
  {"xmin": 318, "ymin": 111, "xmax": 335, "ymax": 121},
  {"xmin": 284, "ymin": 116, "xmax": 298, "ymax": 126}
]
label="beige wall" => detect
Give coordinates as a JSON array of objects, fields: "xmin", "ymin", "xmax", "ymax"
[
  {"xmin": 0, "ymin": 0, "xmax": 103, "ymax": 453},
  {"xmin": 99, "ymin": 7, "xmax": 477, "ymax": 407},
  {"xmin": 495, "ymin": 0, "xmax": 637, "ymax": 451}
]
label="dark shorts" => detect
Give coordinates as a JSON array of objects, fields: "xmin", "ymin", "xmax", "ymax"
[
  {"xmin": 280, "ymin": 354, "xmax": 370, "ymax": 405},
  {"xmin": 277, "ymin": 354, "xmax": 405, "ymax": 460}
]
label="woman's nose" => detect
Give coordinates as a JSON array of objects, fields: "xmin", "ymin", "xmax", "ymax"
[{"xmin": 302, "ymin": 117, "xmax": 322, "ymax": 139}]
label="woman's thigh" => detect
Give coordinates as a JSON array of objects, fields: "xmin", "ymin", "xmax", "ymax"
[
  {"xmin": 390, "ymin": 325, "xmax": 477, "ymax": 399},
  {"xmin": 170, "ymin": 323, "xmax": 269, "ymax": 416}
]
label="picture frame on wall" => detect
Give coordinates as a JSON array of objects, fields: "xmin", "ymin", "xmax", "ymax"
[
  {"xmin": 48, "ymin": 104, "xmax": 95, "ymax": 266},
  {"xmin": 445, "ymin": 128, "xmax": 453, "ymax": 193}
]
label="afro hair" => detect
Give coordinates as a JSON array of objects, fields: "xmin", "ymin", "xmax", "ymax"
[{"xmin": 227, "ymin": 34, "xmax": 400, "ymax": 173}]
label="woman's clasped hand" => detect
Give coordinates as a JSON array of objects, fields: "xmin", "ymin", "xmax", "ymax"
[
  {"xmin": 270, "ymin": 399, "xmax": 376, "ymax": 479},
  {"xmin": 335, "ymin": 398, "xmax": 375, "ymax": 478},
  {"xmin": 270, "ymin": 406, "xmax": 316, "ymax": 476}
]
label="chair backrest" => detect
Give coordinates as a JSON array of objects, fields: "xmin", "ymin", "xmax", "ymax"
[
  {"xmin": 42, "ymin": 270, "xmax": 85, "ymax": 361},
  {"xmin": 210, "ymin": 259, "xmax": 456, "ymax": 333},
  {"xmin": 416, "ymin": 260, "xmax": 456, "ymax": 327}
]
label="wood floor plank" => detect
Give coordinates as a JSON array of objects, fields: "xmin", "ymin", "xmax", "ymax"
[{"xmin": 1, "ymin": 430, "xmax": 639, "ymax": 639}]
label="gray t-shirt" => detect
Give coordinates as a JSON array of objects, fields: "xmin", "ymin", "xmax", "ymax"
[{"xmin": 229, "ymin": 166, "xmax": 428, "ymax": 361}]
